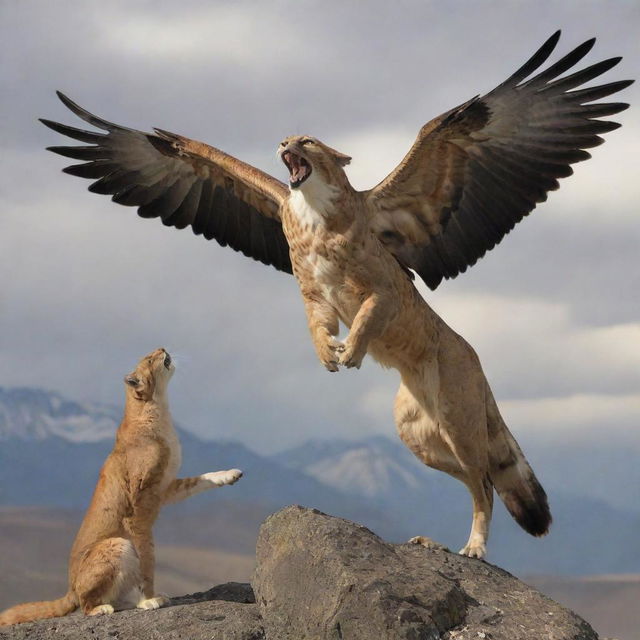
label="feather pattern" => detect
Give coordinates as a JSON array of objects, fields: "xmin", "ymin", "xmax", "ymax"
[
  {"xmin": 366, "ymin": 30, "xmax": 632, "ymax": 289},
  {"xmin": 40, "ymin": 92, "xmax": 292, "ymax": 273},
  {"xmin": 40, "ymin": 33, "xmax": 631, "ymax": 289}
]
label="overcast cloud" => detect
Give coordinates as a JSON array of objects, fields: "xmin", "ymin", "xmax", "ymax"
[{"xmin": 0, "ymin": 0, "xmax": 638, "ymax": 453}]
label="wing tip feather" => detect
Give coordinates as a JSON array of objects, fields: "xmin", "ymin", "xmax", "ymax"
[
  {"xmin": 43, "ymin": 91, "xmax": 292, "ymax": 275},
  {"xmin": 52, "ymin": 90, "xmax": 121, "ymax": 132},
  {"xmin": 46, "ymin": 145, "xmax": 73, "ymax": 157}
]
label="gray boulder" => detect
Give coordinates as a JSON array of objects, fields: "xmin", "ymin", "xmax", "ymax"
[
  {"xmin": 0, "ymin": 506, "xmax": 601, "ymax": 639},
  {"xmin": 0, "ymin": 582, "xmax": 263, "ymax": 640},
  {"xmin": 253, "ymin": 505, "xmax": 599, "ymax": 640}
]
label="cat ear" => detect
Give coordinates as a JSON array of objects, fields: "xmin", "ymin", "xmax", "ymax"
[{"xmin": 124, "ymin": 374, "xmax": 140, "ymax": 387}]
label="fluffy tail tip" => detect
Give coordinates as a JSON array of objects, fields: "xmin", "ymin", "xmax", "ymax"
[{"xmin": 503, "ymin": 479, "xmax": 552, "ymax": 537}]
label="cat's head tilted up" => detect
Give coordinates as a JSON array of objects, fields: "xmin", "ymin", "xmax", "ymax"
[{"xmin": 124, "ymin": 348, "xmax": 174, "ymax": 402}]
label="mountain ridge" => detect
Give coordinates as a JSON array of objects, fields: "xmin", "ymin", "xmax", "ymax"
[
  {"xmin": 0, "ymin": 386, "xmax": 638, "ymax": 575},
  {"xmin": 0, "ymin": 386, "xmax": 121, "ymax": 443}
]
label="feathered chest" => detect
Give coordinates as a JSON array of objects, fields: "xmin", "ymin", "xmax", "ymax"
[
  {"xmin": 288, "ymin": 188, "xmax": 328, "ymax": 231},
  {"xmin": 285, "ymin": 185, "xmax": 370, "ymax": 311},
  {"xmin": 305, "ymin": 245, "xmax": 346, "ymax": 299},
  {"xmin": 292, "ymin": 226, "xmax": 365, "ymax": 309}
]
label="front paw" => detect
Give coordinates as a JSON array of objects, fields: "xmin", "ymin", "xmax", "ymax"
[
  {"xmin": 88, "ymin": 604, "xmax": 115, "ymax": 616},
  {"xmin": 137, "ymin": 594, "xmax": 170, "ymax": 610},
  {"xmin": 318, "ymin": 337, "xmax": 344, "ymax": 372},
  {"xmin": 338, "ymin": 340, "xmax": 366, "ymax": 369},
  {"xmin": 204, "ymin": 469, "xmax": 243, "ymax": 486}
]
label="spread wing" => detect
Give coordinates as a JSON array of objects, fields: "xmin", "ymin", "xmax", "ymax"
[
  {"xmin": 41, "ymin": 92, "xmax": 292, "ymax": 273},
  {"xmin": 366, "ymin": 31, "xmax": 633, "ymax": 289}
]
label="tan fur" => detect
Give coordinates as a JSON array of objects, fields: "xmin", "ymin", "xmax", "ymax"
[
  {"xmin": 0, "ymin": 349, "xmax": 242, "ymax": 626},
  {"xmin": 279, "ymin": 137, "xmax": 551, "ymax": 559}
]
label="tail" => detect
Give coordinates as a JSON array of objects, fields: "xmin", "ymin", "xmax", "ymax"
[
  {"xmin": 0, "ymin": 592, "xmax": 77, "ymax": 626},
  {"xmin": 486, "ymin": 387, "xmax": 551, "ymax": 536}
]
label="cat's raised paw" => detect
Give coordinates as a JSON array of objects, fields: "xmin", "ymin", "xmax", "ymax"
[{"xmin": 203, "ymin": 469, "xmax": 243, "ymax": 486}]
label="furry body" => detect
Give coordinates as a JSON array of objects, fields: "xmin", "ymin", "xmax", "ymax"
[
  {"xmin": 39, "ymin": 34, "xmax": 631, "ymax": 558},
  {"xmin": 280, "ymin": 138, "xmax": 551, "ymax": 558},
  {"xmin": 0, "ymin": 349, "xmax": 242, "ymax": 625}
]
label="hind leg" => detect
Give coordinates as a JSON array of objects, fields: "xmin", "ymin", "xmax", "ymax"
[
  {"xmin": 436, "ymin": 338, "xmax": 495, "ymax": 558},
  {"xmin": 408, "ymin": 466, "xmax": 493, "ymax": 558},
  {"xmin": 410, "ymin": 465, "xmax": 493, "ymax": 558},
  {"xmin": 125, "ymin": 528, "xmax": 170, "ymax": 610},
  {"xmin": 75, "ymin": 538, "xmax": 143, "ymax": 615},
  {"xmin": 395, "ymin": 376, "xmax": 494, "ymax": 559},
  {"xmin": 435, "ymin": 411, "xmax": 494, "ymax": 558},
  {"xmin": 455, "ymin": 470, "xmax": 494, "ymax": 558},
  {"xmin": 394, "ymin": 382, "xmax": 457, "ymax": 550}
]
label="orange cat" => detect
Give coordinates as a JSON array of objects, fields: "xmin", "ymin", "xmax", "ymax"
[{"xmin": 0, "ymin": 348, "xmax": 242, "ymax": 625}]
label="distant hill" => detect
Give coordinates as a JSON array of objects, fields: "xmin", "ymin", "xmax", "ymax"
[
  {"xmin": 0, "ymin": 387, "xmax": 120, "ymax": 442},
  {"xmin": 273, "ymin": 435, "xmax": 436, "ymax": 498},
  {"xmin": 0, "ymin": 386, "xmax": 638, "ymax": 576},
  {"xmin": 274, "ymin": 436, "xmax": 640, "ymax": 575},
  {"xmin": 0, "ymin": 506, "xmax": 255, "ymax": 610}
]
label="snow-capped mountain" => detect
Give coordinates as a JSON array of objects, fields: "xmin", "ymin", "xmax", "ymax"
[
  {"xmin": 0, "ymin": 386, "xmax": 406, "ymax": 544},
  {"xmin": 0, "ymin": 387, "xmax": 120, "ymax": 442},
  {"xmin": 273, "ymin": 436, "xmax": 435, "ymax": 499},
  {"xmin": 1, "ymin": 386, "xmax": 639, "ymax": 575}
]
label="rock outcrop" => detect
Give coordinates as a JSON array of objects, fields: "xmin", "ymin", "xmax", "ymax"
[
  {"xmin": 253, "ymin": 506, "xmax": 598, "ymax": 640},
  {"xmin": 0, "ymin": 506, "xmax": 600, "ymax": 639},
  {"xmin": 0, "ymin": 582, "xmax": 263, "ymax": 640}
]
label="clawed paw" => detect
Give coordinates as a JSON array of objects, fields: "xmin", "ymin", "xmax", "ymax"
[
  {"xmin": 137, "ymin": 594, "xmax": 170, "ymax": 610},
  {"xmin": 204, "ymin": 469, "xmax": 243, "ymax": 486},
  {"xmin": 337, "ymin": 343, "xmax": 365, "ymax": 369},
  {"xmin": 222, "ymin": 469, "xmax": 243, "ymax": 485},
  {"xmin": 459, "ymin": 543, "xmax": 486, "ymax": 559},
  {"xmin": 88, "ymin": 604, "xmax": 115, "ymax": 616},
  {"xmin": 318, "ymin": 338, "xmax": 365, "ymax": 371},
  {"xmin": 322, "ymin": 359, "xmax": 339, "ymax": 372},
  {"xmin": 408, "ymin": 536, "xmax": 448, "ymax": 551},
  {"xmin": 320, "ymin": 338, "xmax": 343, "ymax": 372}
]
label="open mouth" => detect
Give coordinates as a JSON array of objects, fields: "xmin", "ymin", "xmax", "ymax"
[
  {"xmin": 282, "ymin": 151, "xmax": 311, "ymax": 189},
  {"xmin": 164, "ymin": 353, "xmax": 172, "ymax": 369}
]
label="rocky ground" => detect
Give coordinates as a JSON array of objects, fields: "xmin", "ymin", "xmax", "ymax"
[{"xmin": 0, "ymin": 506, "xmax": 602, "ymax": 640}]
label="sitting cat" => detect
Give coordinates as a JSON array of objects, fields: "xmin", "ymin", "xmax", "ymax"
[{"xmin": 0, "ymin": 348, "xmax": 242, "ymax": 624}]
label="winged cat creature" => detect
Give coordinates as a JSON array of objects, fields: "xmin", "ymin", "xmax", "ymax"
[{"xmin": 41, "ymin": 32, "xmax": 632, "ymax": 558}]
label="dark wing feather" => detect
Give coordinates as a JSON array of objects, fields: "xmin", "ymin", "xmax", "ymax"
[
  {"xmin": 366, "ymin": 31, "xmax": 633, "ymax": 289},
  {"xmin": 41, "ymin": 92, "xmax": 292, "ymax": 274}
]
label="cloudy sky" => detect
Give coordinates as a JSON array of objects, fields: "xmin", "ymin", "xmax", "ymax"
[{"xmin": 1, "ymin": 1, "xmax": 638, "ymax": 454}]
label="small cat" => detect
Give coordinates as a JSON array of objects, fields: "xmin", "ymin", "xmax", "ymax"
[{"xmin": 0, "ymin": 348, "xmax": 242, "ymax": 624}]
